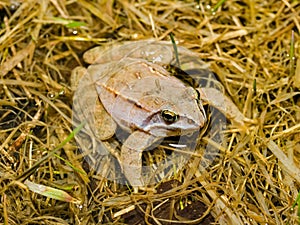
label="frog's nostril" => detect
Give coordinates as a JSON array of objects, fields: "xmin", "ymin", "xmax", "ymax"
[{"xmin": 187, "ymin": 118, "xmax": 195, "ymax": 125}]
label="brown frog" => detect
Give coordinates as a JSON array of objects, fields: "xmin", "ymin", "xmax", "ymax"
[{"xmin": 72, "ymin": 40, "xmax": 247, "ymax": 187}]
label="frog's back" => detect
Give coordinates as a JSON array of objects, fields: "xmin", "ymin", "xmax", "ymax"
[{"xmin": 94, "ymin": 59, "xmax": 205, "ymax": 136}]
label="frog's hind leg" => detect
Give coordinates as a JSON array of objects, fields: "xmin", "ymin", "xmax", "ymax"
[
  {"xmin": 83, "ymin": 40, "xmax": 175, "ymax": 65},
  {"xmin": 120, "ymin": 131, "xmax": 159, "ymax": 188},
  {"xmin": 72, "ymin": 66, "xmax": 116, "ymax": 140}
]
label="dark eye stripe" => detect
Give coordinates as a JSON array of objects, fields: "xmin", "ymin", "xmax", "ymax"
[{"xmin": 195, "ymin": 89, "xmax": 201, "ymax": 100}]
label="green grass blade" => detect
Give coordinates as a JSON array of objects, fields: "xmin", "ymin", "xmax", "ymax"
[{"xmin": 17, "ymin": 121, "xmax": 85, "ymax": 182}]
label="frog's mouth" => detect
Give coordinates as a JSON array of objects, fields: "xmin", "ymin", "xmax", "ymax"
[
  {"xmin": 143, "ymin": 125, "xmax": 200, "ymax": 138},
  {"xmin": 148, "ymin": 127, "xmax": 184, "ymax": 137}
]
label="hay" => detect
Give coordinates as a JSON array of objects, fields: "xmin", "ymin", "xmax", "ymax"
[{"xmin": 0, "ymin": 0, "xmax": 299, "ymax": 224}]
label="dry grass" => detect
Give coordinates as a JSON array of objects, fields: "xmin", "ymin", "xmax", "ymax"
[{"xmin": 0, "ymin": 0, "xmax": 300, "ymax": 224}]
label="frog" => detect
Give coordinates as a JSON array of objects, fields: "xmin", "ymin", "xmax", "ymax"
[{"xmin": 72, "ymin": 40, "xmax": 248, "ymax": 188}]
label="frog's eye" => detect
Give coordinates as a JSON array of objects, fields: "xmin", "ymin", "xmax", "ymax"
[{"xmin": 161, "ymin": 109, "xmax": 179, "ymax": 123}]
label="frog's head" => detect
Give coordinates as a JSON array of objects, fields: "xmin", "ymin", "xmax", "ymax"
[{"xmin": 140, "ymin": 86, "xmax": 207, "ymax": 137}]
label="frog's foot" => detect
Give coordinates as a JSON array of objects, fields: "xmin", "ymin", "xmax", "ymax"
[
  {"xmin": 120, "ymin": 131, "xmax": 158, "ymax": 188},
  {"xmin": 197, "ymin": 87, "xmax": 251, "ymax": 133}
]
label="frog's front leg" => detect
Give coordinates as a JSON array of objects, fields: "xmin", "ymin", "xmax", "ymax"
[
  {"xmin": 121, "ymin": 131, "xmax": 159, "ymax": 187},
  {"xmin": 197, "ymin": 87, "xmax": 249, "ymax": 132}
]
